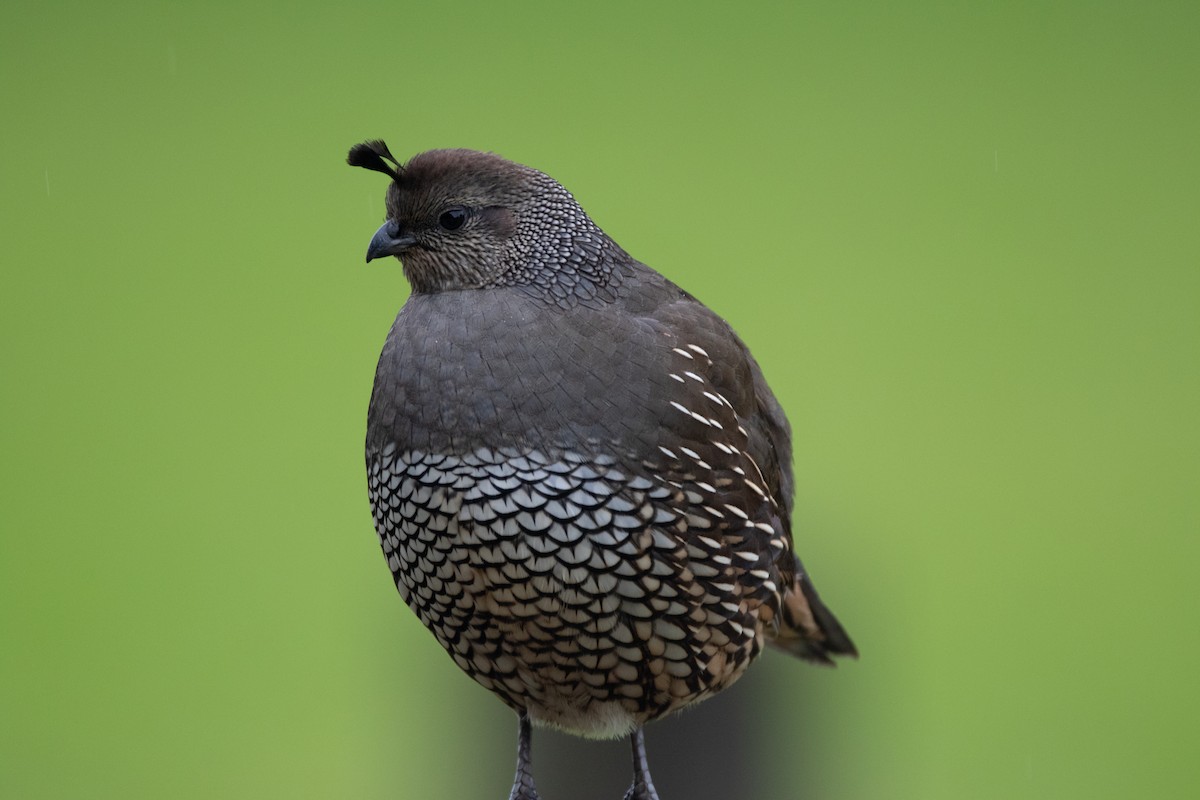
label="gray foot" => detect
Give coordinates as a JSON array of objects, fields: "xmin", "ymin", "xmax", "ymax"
[
  {"xmin": 622, "ymin": 727, "xmax": 661, "ymax": 800},
  {"xmin": 508, "ymin": 713, "xmax": 541, "ymax": 800}
]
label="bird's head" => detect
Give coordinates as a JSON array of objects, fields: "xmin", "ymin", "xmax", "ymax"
[{"xmin": 348, "ymin": 140, "xmax": 621, "ymax": 297}]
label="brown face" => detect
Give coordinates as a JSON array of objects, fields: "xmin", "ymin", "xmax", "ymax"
[{"xmin": 370, "ymin": 169, "xmax": 520, "ymax": 293}]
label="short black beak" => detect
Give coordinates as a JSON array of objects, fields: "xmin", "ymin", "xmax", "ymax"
[{"xmin": 366, "ymin": 221, "xmax": 417, "ymax": 263}]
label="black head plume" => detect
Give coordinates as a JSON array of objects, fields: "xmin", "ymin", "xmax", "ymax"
[{"xmin": 347, "ymin": 140, "xmax": 403, "ymax": 181}]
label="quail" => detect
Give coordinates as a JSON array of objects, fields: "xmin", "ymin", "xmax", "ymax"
[{"xmin": 348, "ymin": 140, "xmax": 857, "ymax": 800}]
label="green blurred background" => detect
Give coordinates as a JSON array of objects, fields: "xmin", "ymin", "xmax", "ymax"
[{"xmin": 3, "ymin": 1, "xmax": 1198, "ymax": 797}]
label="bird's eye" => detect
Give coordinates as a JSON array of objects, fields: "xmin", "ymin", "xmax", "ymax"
[{"xmin": 438, "ymin": 207, "xmax": 467, "ymax": 231}]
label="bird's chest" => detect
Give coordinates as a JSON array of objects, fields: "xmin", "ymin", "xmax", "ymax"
[{"xmin": 367, "ymin": 290, "xmax": 666, "ymax": 456}]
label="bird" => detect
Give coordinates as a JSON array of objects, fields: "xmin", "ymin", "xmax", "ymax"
[{"xmin": 348, "ymin": 139, "xmax": 857, "ymax": 800}]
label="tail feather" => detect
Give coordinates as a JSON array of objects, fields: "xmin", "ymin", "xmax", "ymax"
[{"xmin": 768, "ymin": 558, "xmax": 858, "ymax": 665}]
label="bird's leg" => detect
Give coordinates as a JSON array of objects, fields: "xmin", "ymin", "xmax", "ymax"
[
  {"xmin": 622, "ymin": 727, "xmax": 661, "ymax": 800},
  {"xmin": 508, "ymin": 712, "xmax": 541, "ymax": 800}
]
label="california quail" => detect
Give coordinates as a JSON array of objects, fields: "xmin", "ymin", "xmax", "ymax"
[{"xmin": 349, "ymin": 140, "xmax": 857, "ymax": 800}]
